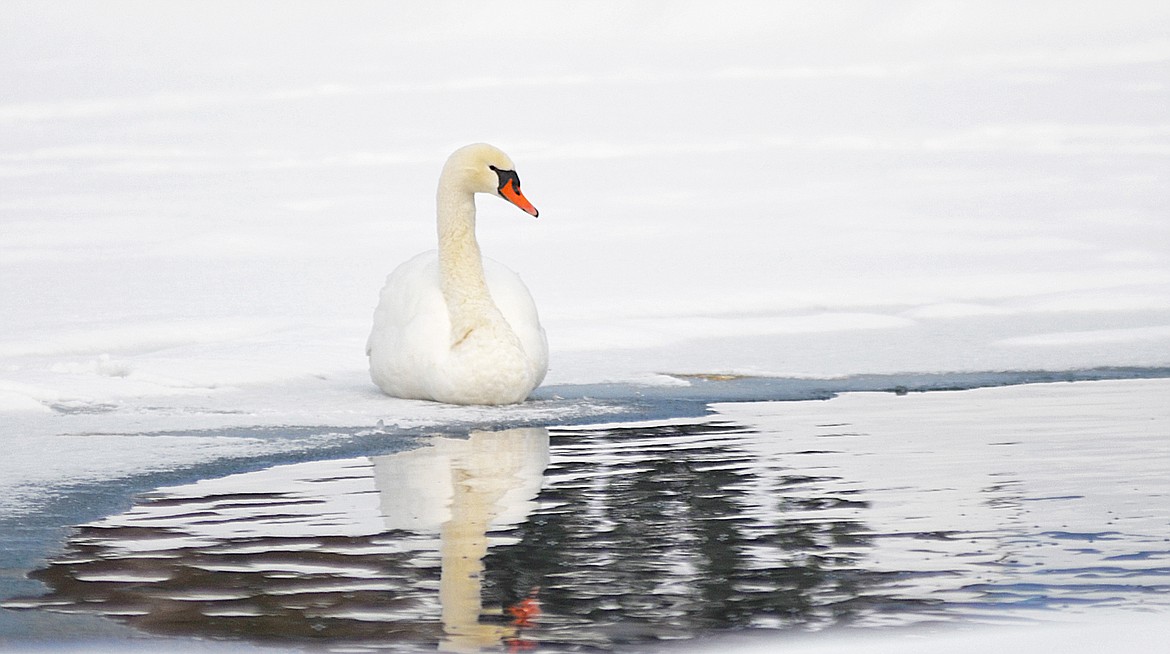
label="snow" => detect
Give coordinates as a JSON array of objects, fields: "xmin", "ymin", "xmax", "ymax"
[
  {"xmin": 708, "ymin": 617, "xmax": 1170, "ymax": 654},
  {"xmin": 1, "ymin": 0, "xmax": 1167, "ymax": 503},
  {"xmin": 1, "ymin": 7, "xmax": 1169, "ymax": 648}
]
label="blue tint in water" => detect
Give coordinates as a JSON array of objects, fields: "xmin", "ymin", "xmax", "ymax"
[{"xmin": 4, "ymin": 378, "xmax": 1170, "ymax": 651}]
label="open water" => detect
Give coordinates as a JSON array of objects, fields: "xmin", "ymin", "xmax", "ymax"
[{"xmin": 3, "ymin": 378, "xmax": 1168, "ymax": 652}]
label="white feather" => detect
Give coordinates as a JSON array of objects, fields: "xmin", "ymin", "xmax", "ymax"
[{"xmin": 366, "ymin": 144, "xmax": 548, "ymax": 405}]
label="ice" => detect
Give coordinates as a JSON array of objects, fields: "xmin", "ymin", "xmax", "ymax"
[
  {"xmin": 1, "ymin": 4, "xmax": 1169, "ymax": 646},
  {"xmin": 996, "ymin": 324, "xmax": 1170, "ymax": 347},
  {"xmin": 1, "ymin": 0, "xmax": 1167, "ymax": 500},
  {"xmin": 710, "ymin": 616, "xmax": 1170, "ymax": 654}
]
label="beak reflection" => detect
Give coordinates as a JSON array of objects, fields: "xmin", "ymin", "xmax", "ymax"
[{"xmin": 11, "ymin": 428, "xmax": 551, "ymax": 653}]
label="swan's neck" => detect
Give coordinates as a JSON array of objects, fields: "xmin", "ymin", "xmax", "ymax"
[{"xmin": 436, "ymin": 182, "xmax": 501, "ymax": 344}]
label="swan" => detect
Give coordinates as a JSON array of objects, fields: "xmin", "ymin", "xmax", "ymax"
[{"xmin": 366, "ymin": 143, "xmax": 548, "ymax": 405}]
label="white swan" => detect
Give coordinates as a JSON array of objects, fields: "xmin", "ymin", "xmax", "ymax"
[{"xmin": 366, "ymin": 143, "xmax": 548, "ymax": 405}]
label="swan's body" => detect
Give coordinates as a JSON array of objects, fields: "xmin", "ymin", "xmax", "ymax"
[{"xmin": 367, "ymin": 144, "xmax": 547, "ymax": 405}]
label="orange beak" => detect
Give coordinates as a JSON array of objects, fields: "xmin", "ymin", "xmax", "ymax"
[{"xmin": 500, "ymin": 181, "xmax": 539, "ymax": 217}]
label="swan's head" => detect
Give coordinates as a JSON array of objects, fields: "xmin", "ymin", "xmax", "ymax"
[{"xmin": 443, "ymin": 143, "xmax": 539, "ymax": 217}]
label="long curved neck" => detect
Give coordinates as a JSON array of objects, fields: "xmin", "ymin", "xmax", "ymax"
[{"xmin": 436, "ymin": 179, "xmax": 500, "ymax": 343}]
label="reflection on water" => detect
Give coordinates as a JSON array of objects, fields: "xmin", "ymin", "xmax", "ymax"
[
  {"xmin": 9, "ymin": 383, "xmax": 1170, "ymax": 651},
  {"xmin": 488, "ymin": 421, "xmax": 886, "ymax": 647},
  {"xmin": 14, "ymin": 428, "xmax": 550, "ymax": 652}
]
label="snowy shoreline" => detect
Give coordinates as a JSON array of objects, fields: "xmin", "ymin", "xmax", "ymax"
[
  {"xmin": 3, "ymin": 2, "xmax": 1169, "ymax": 649},
  {"xmin": 3, "ymin": 375, "xmax": 1169, "ymax": 652}
]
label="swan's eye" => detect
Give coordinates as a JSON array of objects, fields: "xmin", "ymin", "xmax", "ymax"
[{"xmin": 492, "ymin": 167, "xmax": 522, "ymax": 196}]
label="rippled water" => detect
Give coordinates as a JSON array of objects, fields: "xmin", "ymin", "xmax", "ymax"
[{"xmin": 6, "ymin": 380, "xmax": 1170, "ymax": 652}]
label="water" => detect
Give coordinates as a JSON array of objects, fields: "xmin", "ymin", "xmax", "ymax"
[{"xmin": 4, "ymin": 379, "xmax": 1170, "ymax": 652}]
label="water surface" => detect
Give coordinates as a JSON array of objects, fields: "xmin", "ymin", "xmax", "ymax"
[{"xmin": 6, "ymin": 379, "xmax": 1170, "ymax": 652}]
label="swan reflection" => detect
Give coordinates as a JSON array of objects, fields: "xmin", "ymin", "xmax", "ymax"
[
  {"xmin": 15, "ymin": 427, "xmax": 549, "ymax": 652},
  {"xmin": 15, "ymin": 419, "xmax": 906, "ymax": 650},
  {"xmin": 374, "ymin": 428, "xmax": 549, "ymax": 651},
  {"xmin": 11, "ymin": 391, "xmax": 1170, "ymax": 649}
]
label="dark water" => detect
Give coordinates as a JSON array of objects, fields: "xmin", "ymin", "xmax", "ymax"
[{"xmin": 5, "ymin": 380, "xmax": 1170, "ymax": 652}]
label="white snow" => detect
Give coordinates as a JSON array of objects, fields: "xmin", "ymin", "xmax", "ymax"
[
  {"xmin": 709, "ymin": 616, "xmax": 1170, "ymax": 654},
  {"xmin": 1, "ymin": 0, "xmax": 1168, "ymax": 548}
]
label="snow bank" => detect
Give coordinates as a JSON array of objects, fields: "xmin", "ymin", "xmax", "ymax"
[{"xmin": 1, "ymin": 1, "xmax": 1168, "ymax": 426}]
